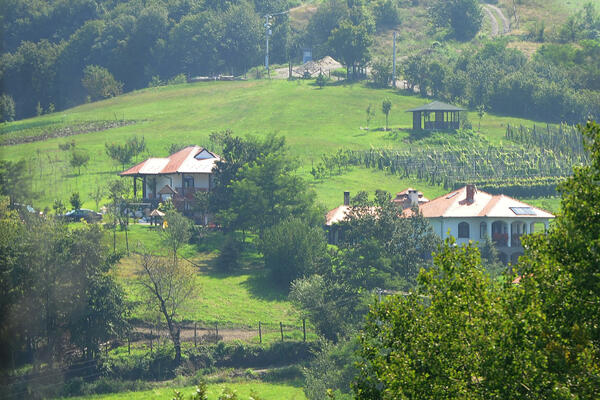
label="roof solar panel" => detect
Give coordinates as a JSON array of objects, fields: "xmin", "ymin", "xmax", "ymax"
[{"xmin": 510, "ymin": 207, "xmax": 536, "ymax": 215}]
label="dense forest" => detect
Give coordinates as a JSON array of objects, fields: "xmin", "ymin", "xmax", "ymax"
[{"xmin": 2, "ymin": 0, "xmax": 600, "ymax": 124}]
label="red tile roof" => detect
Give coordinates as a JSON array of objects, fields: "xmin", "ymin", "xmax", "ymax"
[
  {"xmin": 120, "ymin": 146, "xmax": 220, "ymax": 176},
  {"xmin": 403, "ymin": 186, "xmax": 554, "ymax": 219}
]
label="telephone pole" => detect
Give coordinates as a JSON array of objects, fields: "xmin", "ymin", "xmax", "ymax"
[
  {"xmin": 264, "ymin": 14, "xmax": 272, "ymax": 78},
  {"xmin": 264, "ymin": 10, "xmax": 289, "ymax": 79},
  {"xmin": 392, "ymin": 31, "xmax": 397, "ymax": 88}
]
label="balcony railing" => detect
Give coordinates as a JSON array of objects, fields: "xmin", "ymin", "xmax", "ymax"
[{"xmin": 492, "ymin": 232, "xmax": 508, "ymax": 247}]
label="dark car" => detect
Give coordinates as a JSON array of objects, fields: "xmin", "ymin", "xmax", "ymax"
[{"xmin": 63, "ymin": 209, "xmax": 103, "ymax": 222}]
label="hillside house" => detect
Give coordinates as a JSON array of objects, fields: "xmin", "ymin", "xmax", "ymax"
[
  {"xmin": 403, "ymin": 185, "xmax": 554, "ymax": 264},
  {"xmin": 326, "ymin": 185, "xmax": 554, "ymax": 264},
  {"xmin": 120, "ymin": 146, "xmax": 219, "ymax": 220}
]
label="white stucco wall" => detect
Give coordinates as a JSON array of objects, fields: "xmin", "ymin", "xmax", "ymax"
[
  {"xmin": 427, "ymin": 217, "xmax": 551, "ymax": 247},
  {"xmin": 144, "ymin": 173, "xmax": 210, "ymax": 196}
]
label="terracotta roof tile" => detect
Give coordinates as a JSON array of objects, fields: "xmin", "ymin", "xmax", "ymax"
[{"xmin": 120, "ymin": 146, "xmax": 220, "ymax": 176}]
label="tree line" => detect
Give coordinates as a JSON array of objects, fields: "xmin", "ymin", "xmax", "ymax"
[
  {"xmin": 401, "ymin": 39, "xmax": 600, "ymax": 124},
  {"xmin": 0, "ymin": 0, "xmax": 486, "ymax": 120}
]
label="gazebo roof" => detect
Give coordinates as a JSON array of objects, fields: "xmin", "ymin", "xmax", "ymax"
[
  {"xmin": 406, "ymin": 101, "xmax": 466, "ymax": 113},
  {"xmin": 150, "ymin": 209, "xmax": 165, "ymax": 217}
]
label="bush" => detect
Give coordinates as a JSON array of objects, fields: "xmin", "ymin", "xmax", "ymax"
[
  {"xmin": 259, "ymin": 218, "xmax": 328, "ymax": 289},
  {"xmin": 82, "ymin": 65, "xmax": 123, "ymax": 101},
  {"xmin": 168, "ymin": 74, "xmax": 188, "ymax": 85},
  {"xmin": 0, "ymin": 94, "xmax": 16, "ymax": 122},
  {"xmin": 216, "ymin": 234, "xmax": 241, "ymax": 272}
]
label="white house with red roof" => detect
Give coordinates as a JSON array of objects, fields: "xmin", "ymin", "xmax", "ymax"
[
  {"xmin": 120, "ymin": 146, "xmax": 219, "ymax": 215},
  {"xmin": 404, "ymin": 184, "xmax": 554, "ymax": 264},
  {"xmin": 326, "ymin": 185, "xmax": 554, "ymax": 264}
]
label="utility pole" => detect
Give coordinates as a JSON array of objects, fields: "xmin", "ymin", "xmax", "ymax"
[
  {"xmin": 264, "ymin": 14, "xmax": 272, "ymax": 78},
  {"xmin": 264, "ymin": 10, "xmax": 289, "ymax": 79},
  {"xmin": 392, "ymin": 31, "xmax": 397, "ymax": 88}
]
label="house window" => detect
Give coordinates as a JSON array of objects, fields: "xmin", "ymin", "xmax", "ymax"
[
  {"xmin": 458, "ymin": 222, "xmax": 470, "ymax": 238},
  {"xmin": 183, "ymin": 176, "xmax": 194, "ymax": 188},
  {"xmin": 480, "ymin": 222, "xmax": 487, "ymax": 239}
]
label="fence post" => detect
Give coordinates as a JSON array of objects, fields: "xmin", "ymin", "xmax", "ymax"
[
  {"xmin": 303, "ymin": 319, "xmax": 306, "ymax": 342},
  {"xmin": 215, "ymin": 322, "xmax": 219, "ymax": 342},
  {"xmin": 280, "ymin": 322, "xmax": 284, "ymax": 342},
  {"xmin": 194, "ymin": 322, "xmax": 197, "ymax": 348},
  {"xmin": 259, "ymin": 321, "xmax": 262, "ymax": 344}
]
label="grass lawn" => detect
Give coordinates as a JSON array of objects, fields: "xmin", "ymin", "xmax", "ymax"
[
  {"xmin": 61, "ymin": 381, "xmax": 306, "ymax": 400},
  {"xmin": 0, "ymin": 80, "xmax": 553, "ymax": 210},
  {"xmin": 111, "ymin": 227, "xmax": 300, "ymax": 328}
]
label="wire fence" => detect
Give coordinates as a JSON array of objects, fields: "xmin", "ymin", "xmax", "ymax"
[{"xmin": 120, "ymin": 319, "xmax": 312, "ymax": 355}]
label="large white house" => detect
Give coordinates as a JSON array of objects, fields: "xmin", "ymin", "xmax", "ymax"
[
  {"xmin": 120, "ymin": 146, "xmax": 219, "ymax": 218},
  {"xmin": 406, "ymin": 185, "xmax": 554, "ymax": 264},
  {"xmin": 325, "ymin": 185, "xmax": 554, "ymax": 264}
]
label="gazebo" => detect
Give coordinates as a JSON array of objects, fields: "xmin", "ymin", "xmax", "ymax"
[{"xmin": 407, "ymin": 101, "xmax": 465, "ymax": 131}]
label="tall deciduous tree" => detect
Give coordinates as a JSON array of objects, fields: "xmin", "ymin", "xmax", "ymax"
[
  {"xmin": 137, "ymin": 252, "xmax": 197, "ymax": 365},
  {"xmin": 429, "ymin": 0, "xmax": 483, "ymax": 41},
  {"xmin": 328, "ymin": 19, "xmax": 373, "ymax": 79}
]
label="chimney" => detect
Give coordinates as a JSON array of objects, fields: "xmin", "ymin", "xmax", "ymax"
[
  {"xmin": 466, "ymin": 184, "xmax": 476, "ymax": 203},
  {"xmin": 408, "ymin": 189, "xmax": 419, "ymax": 206},
  {"xmin": 343, "ymin": 191, "xmax": 350, "ymax": 206}
]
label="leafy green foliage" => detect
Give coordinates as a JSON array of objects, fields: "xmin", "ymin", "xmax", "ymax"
[
  {"xmin": 336, "ymin": 191, "xmax": 440, "ymax": 290},
  {"xmin": 82, "ymin": 65, "xmax": 123, "ymax": 101},
  {"xmin": 355, "ymin": 237, "xmax": 498, "ymax": 399},
  {"xmin": 428, "ymin": 0, "xmax": 483, "ymax": 41},
  {"xmin": 0, "ymin": 159, "xmax": 33, "ymax": 206},
  {"xmin": 0, "ymin": 94, "xmax": 16, "ymax": 122},
  {"xmin": 259, "ymin": 217, "xmax": 328, "ymax": 288},
  {"xmin": 353, "ymin": 122, "xmax": 600, "ymax": 398},
  {"xmin": 303, "ymin": 338, "xmax": 359, "ymax": 400},
  {"xmin": 216, "ymin": 233, "xmax": 241, "ymax": 272},
  {"xmin": 70, "ymin": 148, "xmax": 90, "ymax": 175},
  {"xmin": 381, "ymin": 98, "xmax": 391, "ymax": 130},
  {"xmin": 209, "ymin": 132, "xmax": 320, "ymax": 234},
  {"xmin": 0, "ymin": 201, "xmax": 127, "ymax": 366},
  {"xmin": 369, "ymin": 58, "xmax": 392, "ymax": 88},
  {"xmin": 161, "ymin": 210, "xmax": 193, "ymax": 260},
  {"xmin": 70, "ymin": 191, "xmax": 82, "ymax": 210}
]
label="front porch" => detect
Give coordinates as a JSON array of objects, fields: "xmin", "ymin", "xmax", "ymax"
[{"xmin": 489, "ymin": 220, "xmax": 549, "ymax": 264}]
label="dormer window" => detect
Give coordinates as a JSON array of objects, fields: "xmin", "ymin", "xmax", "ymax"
[{"xmin": 194, "ymin": 149, "xmax": 214, "ymax": 160}]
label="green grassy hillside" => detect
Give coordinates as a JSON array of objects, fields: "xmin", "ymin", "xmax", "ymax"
[
  {"xmin": 63, "ymin": 381, "xmax": 306, "ymax": 400},
  {"xmin": 0, "ymin": 79, "xmax": 552, "ymax": 211}
]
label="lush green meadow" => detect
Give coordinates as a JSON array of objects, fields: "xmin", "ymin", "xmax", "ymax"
[
  {"xmin": 0, "ymin": 79, "xmax": 553, "ymax": 210},
  {"xmin": 63, "ymin": 381, "xmax": 306, "ymax": 400},
  {"xmin": 109, "ymin": 226, "xmax": 300, "ymax": 328}
]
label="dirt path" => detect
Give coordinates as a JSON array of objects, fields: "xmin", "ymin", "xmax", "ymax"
[
  {"xmin": 483, "ymin": 5, "xmax": 499, "ymax": 37},
  {"xmin": 486, "ymin": 4, "xmax": 511, "ymax": 35}
]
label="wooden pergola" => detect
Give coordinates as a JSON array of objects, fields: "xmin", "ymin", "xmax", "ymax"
[{"xmin": 407, "ymin": 101, "xmax": 466, "ymax": 131}]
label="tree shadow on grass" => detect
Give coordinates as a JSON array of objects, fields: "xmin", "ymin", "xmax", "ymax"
[{"xmin": 240, "ymin": 271, "xmax": 288, "ymax": 302}]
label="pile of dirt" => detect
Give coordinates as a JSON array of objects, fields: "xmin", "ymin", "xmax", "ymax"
[{"xmin": 293, "ymin": 56, "xmax": 343, "ymax": 76}]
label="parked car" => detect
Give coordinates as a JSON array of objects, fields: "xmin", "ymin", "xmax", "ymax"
[{"xmin": 62, "ymin": 209, "xmax": 103, "ymax": 222}]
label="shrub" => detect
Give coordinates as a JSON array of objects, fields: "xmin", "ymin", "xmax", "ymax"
[
  {"xmin": 168, "ymin": 74, "xmax": 188, "ymax": 85},
  {"xmin": 259, "ymin": 218, "xmax": 328, "ymax": 289},
  {"xmin": 216, "ymin": 234, "xmax": 241, "ymax": 272},
  {"xmin": 82, "ymin": 65, "xmax": 123, "ymax": 101},
  {"xmin": 0, "ymin": 94, "xmax": 16, "ymax": 122}
]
